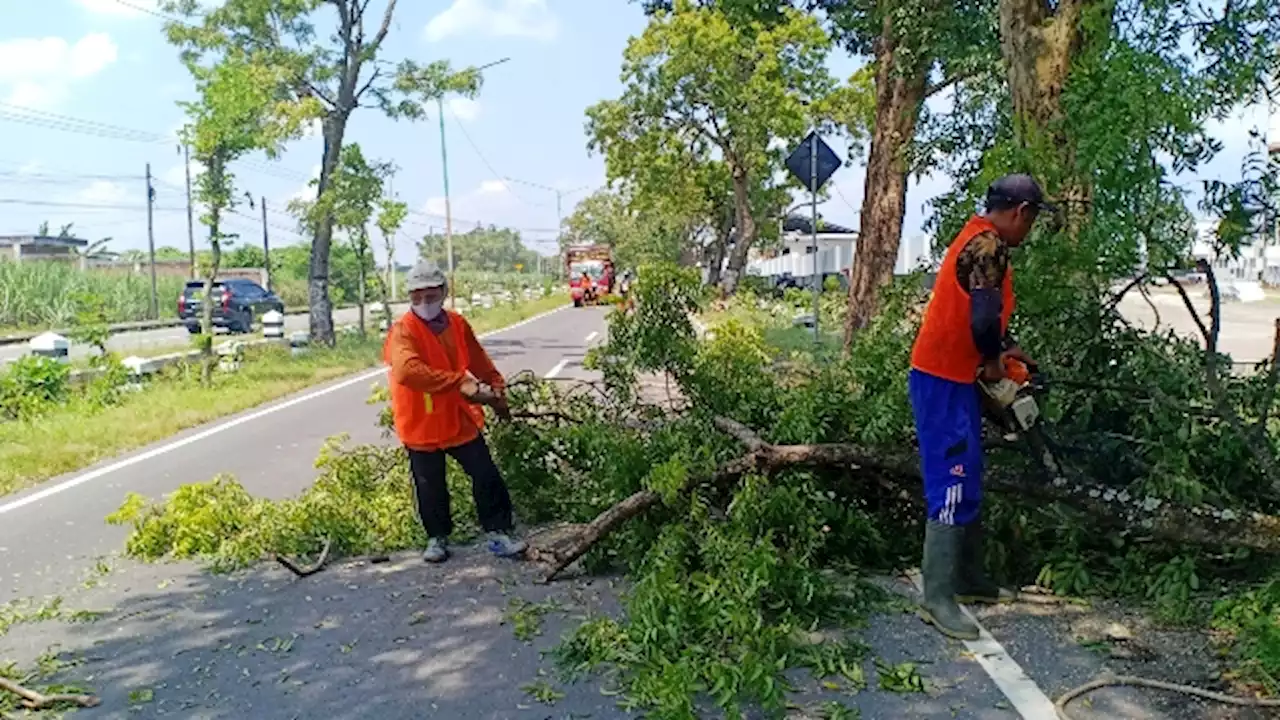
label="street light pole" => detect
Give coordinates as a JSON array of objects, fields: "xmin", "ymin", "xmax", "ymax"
[{"xmin": 438, "ymin": 56, "xmax": 510, "ymax": 308}]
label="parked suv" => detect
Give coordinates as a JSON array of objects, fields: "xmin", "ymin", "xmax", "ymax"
[{"xmin": 179, "ymin": 278, "xmax": 284, "ymax": 334}]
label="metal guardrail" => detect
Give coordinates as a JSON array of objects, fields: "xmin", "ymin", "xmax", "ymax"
[
  {"xmin": 0, "ymin": 289, "xmax": 543, "ymax": 348},
  {"xmin": 0, "ymin": 302, "xmax": 404, "ymax": 348}
]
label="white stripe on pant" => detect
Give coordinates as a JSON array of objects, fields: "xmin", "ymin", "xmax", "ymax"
[{"xmin": 940, "ymin": 483, "xmax": 963, "ymax": 525}]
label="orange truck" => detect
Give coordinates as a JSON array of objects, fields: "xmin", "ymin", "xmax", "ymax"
[{"xmin": 565, "ymin": 244, "xmax": 613, "ymax": 307}]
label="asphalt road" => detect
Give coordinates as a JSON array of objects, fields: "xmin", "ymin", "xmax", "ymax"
[
  {"xmin": 0, "ymin": 305, "xmax": 1239, "ymax": 719},
  {"xmin": 0, "ymin": 304, "xmax": 603, "ymax": 603}
]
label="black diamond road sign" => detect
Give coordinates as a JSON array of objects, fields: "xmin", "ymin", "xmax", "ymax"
[{"xmin": 785, "ymin": 131, "xmax": 842, "ymax": 193}]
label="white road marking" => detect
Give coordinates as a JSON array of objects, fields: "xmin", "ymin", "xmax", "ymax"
[
  {"xmin": 544, "ymin": 358, "xmax": 569, "ymax": 379},
  {"xmin": 0, "ymin": 304, "xmax": 570, "ymax": 516},
  {"xmin": 906, "ymin": 571, "xmax": 1057, "ymax": 719},
  {"xmin": 585, "ymin": 331, "xmax": 599, "ymax": 343}
]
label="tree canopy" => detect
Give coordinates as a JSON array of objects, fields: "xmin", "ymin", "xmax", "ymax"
[{"xmin": 417, "ymin": 226, "xmax": 543, "ymax": 274}]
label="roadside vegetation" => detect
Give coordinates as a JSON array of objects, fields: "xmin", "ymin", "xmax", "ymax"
[
  {"xmin": 0, "ymin": 258, "xmax": 556, "ymax": 335},
  {"xmin": 0, "ymin": 293, "xmax": 566, "ymax": 498},
  {"xmin": 2, "ymin": 0, "xmax": 1278, "ymax": 715}
]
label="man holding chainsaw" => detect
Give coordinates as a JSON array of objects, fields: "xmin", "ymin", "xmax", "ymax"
[
  {"xmin": 384, "ymin": 260, "xmax": 527, "ymax": 564},
  {"xmin": 909, "ymin": 174, "xmax": 1055, "ymax": 640}
]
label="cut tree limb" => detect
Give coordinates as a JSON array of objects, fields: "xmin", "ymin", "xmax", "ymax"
[
  {"xmin": 0, "ymin": 677, "xmax": 99, "ymax": 710},
  {"xmin": 531, "ymin": 414, "xmax": 1280, "ymax": 581}
]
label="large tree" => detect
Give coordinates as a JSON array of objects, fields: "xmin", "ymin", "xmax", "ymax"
[
  {"xmin": 290, "ymin": 143, "xmax": 393, "ymax": 338},
  {"xmin": 592, "ymin": 0, "xmax": 835, "ymax": 293},
  {"xmin": 178, "ymin": 49, "xmax": 314, "ymax": 381},
  {"xmin": 161, "ymin": 0, "xmax": 478, "ymax": 346},
  {"xmin": 636, "ymin": 0, "xmax": 999, "ymax": 339}
]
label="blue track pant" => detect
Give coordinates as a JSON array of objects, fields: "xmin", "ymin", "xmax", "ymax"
[{"xmin": 908, "ymin": 369, "xmax": 983, "ymax": 527}]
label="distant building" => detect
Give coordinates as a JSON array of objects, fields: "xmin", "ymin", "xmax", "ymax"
[
  {"xmin": 0, "ymin": 234, "xmax": 88, "ymax": 263},
  {"xmin": 743, "ymin": 214, "xmax": 934, "ymax": 281}
]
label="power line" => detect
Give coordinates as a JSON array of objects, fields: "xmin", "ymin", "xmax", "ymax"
[
  {"xmin": 110, "ymin": 0, "xmax": 188, "ymax": 22},
  {"xmin": 0, "ymin": 105, "xmax": 315, "ymax": 186},
  {"xmin": 444, "ymin": 108, "xmax": 544, "ymax": 210},
  {"xmin": 0, "ymin": 198, "xmax": 185, "ymax": 211}
]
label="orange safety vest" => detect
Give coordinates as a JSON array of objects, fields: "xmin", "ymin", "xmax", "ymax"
[
  {"xmin": 383, "ymin": 310, "xmax": 484, "ymax": 449},
  {"xmin": 910, "ymin": 216, "xmax": 1015, "ymax": 384}
]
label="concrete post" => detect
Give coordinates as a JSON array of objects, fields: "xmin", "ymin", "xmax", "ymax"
[
  {"xmin": 29, "ymin": 332, "xmax": 69, "ymax": 362},
  {"xmin": 262, "ymin": 310, "xmax": 285, "ymax": 342},
  {"xmin": 368, "ymin": 302, "xmax": 389, "ymax": 331},
  {"xmin": 289, "ymin": 330, "xmax": 310, "ymax": 357}
]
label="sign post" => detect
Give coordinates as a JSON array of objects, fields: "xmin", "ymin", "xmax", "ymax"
[{"xmin": 784, "ymin": 130, "xmax": 842, "ymax": 342}]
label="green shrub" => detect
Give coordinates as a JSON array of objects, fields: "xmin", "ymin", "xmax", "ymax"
[{"xmin": 0, "ymin": 356, "xmax": 71, "ymax": 420}]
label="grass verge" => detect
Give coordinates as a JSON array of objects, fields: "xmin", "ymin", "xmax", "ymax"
[{"xmin": 0, "ymin": 294, "xmax": 568, "ymax": 497}]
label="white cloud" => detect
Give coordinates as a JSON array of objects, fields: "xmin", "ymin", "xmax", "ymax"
[
  {"xmin": 424, "ymin": 0, "xmax": 558, "ymax": 43},
  {"xmin": 447, "ymin": 97, "xmax": 481, "ymax": 122},
  {"xmin": 287, "ymin": 164, "xmax": 323, "ymax": 205},
  {"xmin": 477, "ymin": 179, "xmax": 509, "ymax": 195},
  {"xmin": 162, "ymin": 158, "xmax": 205, "ymax": 191},
  {"xmin": 76, "ymin": 180, "xmax": 131, "ymax": 205},
  {"xmin": 420, "ymin": 179, "xmax": 526, "ymax": 229},
  {"xmin": 0, "ymin": 33, "xmax": 118, "ymax": 109}
]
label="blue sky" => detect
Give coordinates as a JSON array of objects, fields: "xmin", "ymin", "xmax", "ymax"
[{"xmin": 0, "ymin": 0, "xmax": 1271, "ymax": 265}]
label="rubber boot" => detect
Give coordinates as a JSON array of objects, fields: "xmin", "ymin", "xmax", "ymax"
[
  {"xmin": 955, "ymin": 522, "xmax": 1016, "ymax": 605},
  {"xmin": 917, "ymin": 521, "xmax": 981, "ymax": 641}
]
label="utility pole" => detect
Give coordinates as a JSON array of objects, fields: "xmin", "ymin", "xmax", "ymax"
[
  {"xmin": 183, "ymin": 143, "xmax": 196, "ymax": 278},
  {"xmin": 145, "ymin": 163, "xmax": 159, "ymax": 320},
  {"xmin": 436, "ymin": 95, "xmax": 456, "ymax": 307},
  {"xmin": 809, "ymin": 130, "xmax": 820, "ymax": 341},
  {"xmin": 437, "ymin": 56, "xmax": 511, "ymax": 307},
  {"xmin": 503, "ymin": 176, "xmax": 590, "ymax": 253},
  {"xmin": 261, "ymin": 196, "xmax": 271, "ymax": 291}
]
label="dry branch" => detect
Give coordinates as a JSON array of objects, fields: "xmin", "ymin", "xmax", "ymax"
[
  {"xmin": 274, "ymin": 537, "xmax": 332, "ymax": 578},
  {"xmin": 1054, "ymin": 674, "xmax": 1280, "ymax": 720},
  {"xmin": 0, "ymin": 677, "xmax": 99, "ymax": 710}
]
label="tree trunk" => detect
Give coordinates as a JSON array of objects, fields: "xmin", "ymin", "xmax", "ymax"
[
  {"xmin": 843, "ymin": 29, "xmax": 928, "ymax": 347},
  {"xmin": 308, "ymin": 116, "xmax": 349, "ymax": 346},
  {"xmin": 704, "ymin": 206, "xmax": 732, "ymax": 287},
  {"xmin": 720, "ymin": 167, "xmax": 756, "ymax": 294},
  {"xmin": 997, "ymin": 0, "xmax": 1098, "ymax": 237},
  {"xmin": 201, "ymin": 204, "xmax": 222, "ymax": 385},
  {"xmin": 356, "ymin": 238, "xmax": 367, "ymax": 340}
]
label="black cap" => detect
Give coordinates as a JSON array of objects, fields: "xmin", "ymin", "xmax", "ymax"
[{"xmin": 986, "ymin": 174, "xmax": 1057, "ymax": 213}]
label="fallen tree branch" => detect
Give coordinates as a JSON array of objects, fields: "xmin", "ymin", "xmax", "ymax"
[
  {"xmin": 1054, "ymin": 674, "xmax": 1280, "ymax": 720},
  {"xmin": 0, "ymin": 677, "xmax": 99, "ymax": 710},
  {"xmin": 532, "ymin": 415, "xmax": 1280, "ymax": 581},
  {"xmin": 1167, "ymin": 265, "xmax": 1280, "ymax": 494},
  {"xmin": 273, "ymin": 537, "xmax": 332, "ymax": 578}
]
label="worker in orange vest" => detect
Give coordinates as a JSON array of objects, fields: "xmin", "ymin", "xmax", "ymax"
[
  {"xmin": 908, "ymin": 174, "xmax": 1055, "ymax": 640},
  {"xmin": 384, "ymin": 260, "xmax": 527, "ymax": 563}
]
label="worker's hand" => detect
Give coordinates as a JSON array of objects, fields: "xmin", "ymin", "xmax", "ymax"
[
  {"xmin": 1004, "ymin": 345, "xmax": 1037, "ymax": 371},
  {"xmin": 491, "ymin": 395, "xmax": 512, "ymax": 421},
  {"xmin": 979, "ymin": 358, "xmax": 1005, "ymax": 383},
  {"xmin": 459, "ymin": 379, "xmax": 481, "ymax": 403}
]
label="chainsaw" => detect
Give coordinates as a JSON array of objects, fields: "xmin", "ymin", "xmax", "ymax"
[{"xmin": 978, "ymin": 356, "xmax": 1064, "ymax": 481}]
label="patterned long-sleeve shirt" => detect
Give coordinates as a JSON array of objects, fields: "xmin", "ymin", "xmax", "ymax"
[{"xmin": 955, "ymin": 231, "xmax": 1010, "ymax": 362}]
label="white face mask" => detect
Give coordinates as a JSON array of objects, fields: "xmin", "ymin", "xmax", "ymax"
[{"xmin": 412, "ymin": 300, "xmax": 444, "ymax": 321}]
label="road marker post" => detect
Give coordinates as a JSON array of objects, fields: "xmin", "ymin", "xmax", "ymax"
[
  {"xmin": 262, "ymin": 310, "xmax": 285, "ymax": 343},
  {"xmin": 29, "ymin": 332, "xmax": 69, "ymax": 363}
]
